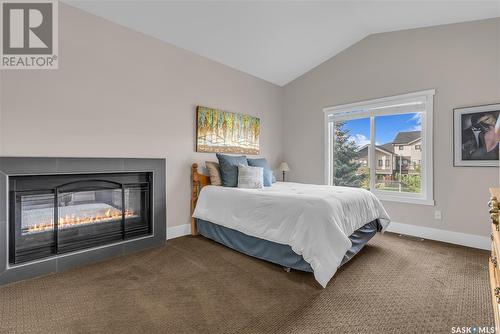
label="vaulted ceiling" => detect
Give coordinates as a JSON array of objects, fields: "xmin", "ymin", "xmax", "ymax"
[{"xmin": 67, "ymin": 1, "xmax": 500, "ymax": 86}]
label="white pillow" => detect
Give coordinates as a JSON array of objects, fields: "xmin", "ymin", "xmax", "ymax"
[{"xmin": 238, "ymin": 165, "xmax": 264, "ymax": 189}]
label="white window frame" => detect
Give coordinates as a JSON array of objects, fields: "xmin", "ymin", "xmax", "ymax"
[{"xmin": 323, "ymin": 89, "xmax": 435, "ymax": 206}]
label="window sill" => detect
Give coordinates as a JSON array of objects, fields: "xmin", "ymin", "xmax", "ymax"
[{"xmin": 375, "ymin": 193, "xmax": 434, "ymax": 206}]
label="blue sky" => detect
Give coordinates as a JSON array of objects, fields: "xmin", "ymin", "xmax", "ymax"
[{"xmin": 343, "ymin": 113, "xmax": 422, "ymax": 147}]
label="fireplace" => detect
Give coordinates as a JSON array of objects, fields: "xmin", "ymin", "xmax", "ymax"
[{"xmin": 9, "ymin": 172, "xmax": 153, "ymax": 264}]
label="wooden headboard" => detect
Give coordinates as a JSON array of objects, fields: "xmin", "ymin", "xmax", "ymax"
[{"xmin": 191, "ymin": 163, "xmax": 211, "ymax": 235}]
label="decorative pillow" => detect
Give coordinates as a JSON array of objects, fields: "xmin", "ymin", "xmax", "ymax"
[
  {"xmin": 263, "ymin": 169, "xmax": 274, "ymax": 187},
  {"xmin": 216, "ymin": 153, "xmax": 248, "ymax": 187},
  {"xmin": 247, "ymin": 158, "xmax": 276, "ymax": 186},
  {"xmin": 205, "ymin": 161, "xmax": 222, "ymax": 186},
  {"xmin": 238, "ymin": 165, "xmax": 264, "ymax": 189}
]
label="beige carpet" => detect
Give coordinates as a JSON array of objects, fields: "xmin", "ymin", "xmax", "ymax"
[{"xmin": 0, "ymin": 232, "xmax": 493, "ymax": 334}]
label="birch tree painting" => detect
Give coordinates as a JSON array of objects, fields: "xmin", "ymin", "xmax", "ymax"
[{"xmin": 196, "ymin": 106, "xmax": 260, "ymax": 154}]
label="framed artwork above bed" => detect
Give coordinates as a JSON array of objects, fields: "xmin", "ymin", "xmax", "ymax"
[
  {"xmin": 453, "ymin": 103, "xmax": 500, "ymax": 167},
  {"xmin": 196, "ymin": 106, "xmax": 260, "ymax": 155}
]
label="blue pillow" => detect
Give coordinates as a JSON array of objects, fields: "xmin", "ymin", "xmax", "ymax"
[
  {"xmin": 216, "ymin": 153, "xmax": 248, "ymax": 187},
  {"xmin": 247, "ymin": 158, "xmax": 275, "ymax": 186},
  {"xmin": 263, "ymin": 169, "xmax": 274, "ymax": 187}
]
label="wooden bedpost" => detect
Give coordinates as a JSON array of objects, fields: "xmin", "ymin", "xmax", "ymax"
[{"xmin": 191, "ymin": 163, "xmax": 210, "ymax": 235}]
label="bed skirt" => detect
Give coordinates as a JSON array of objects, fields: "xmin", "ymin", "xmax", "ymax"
[{"xmin": 197, "ymin": 219, "xmax": 382, "ymax": 272}]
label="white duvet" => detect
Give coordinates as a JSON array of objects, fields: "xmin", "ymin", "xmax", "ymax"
[{"xmin": 192, "ymin": 182, "xmax": 390, "ymax": 288}]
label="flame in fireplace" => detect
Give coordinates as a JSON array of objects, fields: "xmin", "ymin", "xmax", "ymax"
[{"xmin": 25, "ymin": 209, "xmax": 136, "ymax": 234}]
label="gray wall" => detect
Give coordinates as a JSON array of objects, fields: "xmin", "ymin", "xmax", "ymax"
[
  {"xmin": 0, "ymin": 4, "xmax": 283, "ymax": 230},
  {"xmin": 283, "ymin": 18, "xmax": 500, "ymax": 237},
  {"xmin": 0, "ymin": 71, "xmax": 2, "ymax": 154},
  {"xmin": 0, "ymin": 5, "xmax": 497, "ymax": 240}
]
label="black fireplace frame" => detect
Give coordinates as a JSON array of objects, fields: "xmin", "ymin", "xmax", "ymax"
[
  {"xmin": 9, "ymin": 172, "xmax": 153, "ymax": 265},
  {"xmin": 0, "ymin": 157, "xmax": 167, "ymax": 286}
]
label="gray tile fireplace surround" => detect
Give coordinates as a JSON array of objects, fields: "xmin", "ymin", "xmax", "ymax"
[{"xmin": 0, "ymin": 157, "xmax": 166, "ymax": 286}]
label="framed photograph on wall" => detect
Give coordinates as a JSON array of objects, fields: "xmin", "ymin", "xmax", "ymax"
[{"xmin": 454, "ymin": 103, "xmax": 500, "ymax": 167}]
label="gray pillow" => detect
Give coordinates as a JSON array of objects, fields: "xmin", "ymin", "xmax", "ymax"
[
  {"xmin": 216, "ymin": 153, "xmax": 248, "ymax": 187},
  {"xmin": 238, "ymin": 165, "xmax": 263, "ymax": 189},
  {"xmin": 247, "ymin": 158, "xmax": 276, "ymax": 185}
]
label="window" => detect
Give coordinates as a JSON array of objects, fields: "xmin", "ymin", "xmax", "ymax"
[{"xmin": 324, "ymin": 90, "xmax": 434, "ymax": 205}]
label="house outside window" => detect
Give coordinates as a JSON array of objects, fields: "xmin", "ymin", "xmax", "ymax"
[{"xmin": 324, "ymin": 89, "xmax": 435, "ymax": 205}]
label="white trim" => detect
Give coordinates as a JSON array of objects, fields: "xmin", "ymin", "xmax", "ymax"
[
  {"xmin": 323, "ymin": 89, "xmax": 435, "ymax": 114},
  {"xmin": 424, "ymin": 92, "xmax": 434, "ymax": 205},
  {"xmin": 379, "ymin": 196, "xmax": 434, "ymax": 206},
  {"xmin": 375, "ymin": 146, "xmax": 393, "ymax": 156},
  {"xmin": 167, "ymin": 224, "xmax": 191, "ymax": 240},
  {"xmin": 369, "ymin": 115, "xmax": 376, "ymax": 190},
  {"xmin": 356, "ymin": 144, "xmax": 394, "ymax": 157},
  {"xmin": 166, "ymin": 221, "xmax": 490, "ymax": 249},
  {"xmin": 386, "ymin": 222, "xmax": 490, "ymax": 250},
  {"xmin": 406, "ymin": 138, "xmax": 422, "ymax": 146},
  {"xmin": 324, "ymin": 113, "xmax": 332, "ymax": 185},
  {"xmin": 323, "ymin": 89, "xmax": 435, "ymax": 205}
]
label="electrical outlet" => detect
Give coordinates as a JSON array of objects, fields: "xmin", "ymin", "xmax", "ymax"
[{"xmin": 434, "ymin": 210, "xmax": 442, "ymax": 220}]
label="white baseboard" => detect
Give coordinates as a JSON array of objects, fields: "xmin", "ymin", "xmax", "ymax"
[
  {"xmin": 386, "ymin": 222, "xmax": 490, "ymax": 251},
  {"xmin": 165, "ymin": 221, "xmax": 490, "ymax": 250},
  {"xmin": 167, "ymin": 224, "xmax": 191, "ymax": 240}
]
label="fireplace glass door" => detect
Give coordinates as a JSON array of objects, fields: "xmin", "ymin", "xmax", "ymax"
[
  {"xmin": 123, "ymin": 184, "xmax": 150, "ymax": 239},
  {"xmin": 10, "ymin": 173, "xmax": 152, "ymax": 264},
  {"xmin": 15, "ymin": 191, "xmax": 57, "ymax": 263},
  {"xmin": 56, "ymin": 181, "xmax": 125, "ymax": 254}
]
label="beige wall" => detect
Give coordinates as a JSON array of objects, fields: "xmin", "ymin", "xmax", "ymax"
[
  {"xmin": 394, "ymin": 140, "xmax": 422, "ymax": 167},
  {"xmin": 0, "ymin": 4, "xmax": 283, "ymax": 231},
  {"xmin": 283, "ymin": 18, "xmax": 500, "ymax": 237},
  {"xmin": 0, "ymin": 71, "xmax": 2, "ymax": 155},
  {"xmin": 1, "ymin": 5, "xmax": 497, "ymax": 239},
  {"xmin": 376, "ymin": 151, "xmax": 392, "ymax": 173}
]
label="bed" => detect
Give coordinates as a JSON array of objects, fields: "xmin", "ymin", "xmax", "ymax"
[{"xmin": 190, "ymin": 163, "xmax": 390, "ymax": 287}]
